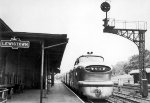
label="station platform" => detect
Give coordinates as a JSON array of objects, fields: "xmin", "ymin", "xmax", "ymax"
[{"xmin": 7, "ymin": 82, "xmax": 84, "ymax": 103}]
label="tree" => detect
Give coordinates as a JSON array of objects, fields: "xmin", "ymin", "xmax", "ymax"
[
  {"xmin": 112, "ymin": 61, "xmax": 126, "ymax": 76},
  {"xmin": 145, "ymin": 50, "xmax": 150, "ymax": 67},
  {"xmin": 124, "ymin": 49, "xmax": 150, "ymax": 73},
  {"xmin": 113, "ymin": 50, "xmax": 150, "ymax": 75}
]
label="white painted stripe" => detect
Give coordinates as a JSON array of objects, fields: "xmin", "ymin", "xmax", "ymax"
[
  {"xmin": 78, "ymin": 81, "xmax": 113, "ymax": 85},
  {"xmin": 63, "ymin": 83, "xmax": 85, "ymax": 103}
]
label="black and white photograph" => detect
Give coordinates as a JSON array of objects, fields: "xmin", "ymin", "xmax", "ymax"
[{"xmin": 0, "ymin": 0, "xmax": 150, "ymax": 103}]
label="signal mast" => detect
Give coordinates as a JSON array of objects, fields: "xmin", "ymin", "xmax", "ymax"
[{"xmin": 100, "ymin": 1, "xmax": 148, "ymax": 97}]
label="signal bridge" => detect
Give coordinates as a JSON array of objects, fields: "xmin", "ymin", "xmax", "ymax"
[
  {"xmin": 103, "ymin": 18, "xmax": 147, "ymax": 46},
  {"xmin": 101, "ymin": 1, "xmax": 148, "ymax": 98}
]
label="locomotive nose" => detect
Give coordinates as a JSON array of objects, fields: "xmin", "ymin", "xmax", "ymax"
[{"xmin": 94, "ymin": 88, "xmax": 101, "ymax": 97}]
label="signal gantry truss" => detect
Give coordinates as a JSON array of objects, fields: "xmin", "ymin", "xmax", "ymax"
[{"xmin": 100, "ymin": 1, "xmax": 148, "ymax": 98}]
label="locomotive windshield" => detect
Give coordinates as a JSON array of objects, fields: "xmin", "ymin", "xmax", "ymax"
[{"xmin": 79, "ymin": 55, "xmax": 104, "ymax": 63}]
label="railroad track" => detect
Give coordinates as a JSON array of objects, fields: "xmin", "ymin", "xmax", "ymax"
[
  {"xmin": 107, "ymin": 92, "xmax": 150, "ymax": 103},
  {"xmin": 106, "ymin": 83, "xmax": 150, "ymax": 103},
  {"xmin": 84, "ymin": 99, "xmax": 111, "ymax": 103},
  {"xmin": 65, "ymin": 85, "xmax": 111, "ymax": 103},
  {"xmin": 66, "ymin": 83, "xmax": 150, "ymax": 103}
]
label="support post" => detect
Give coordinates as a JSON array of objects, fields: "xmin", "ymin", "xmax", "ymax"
[
  {"xmin": 47, "ymin": 55, "xmax": 50, "ymax": 93},
  {"xmin": 40, "ymin": 41, "xmax": 44, "ymax": 103},
  {"xmin": 2, "ymin": 54, "xmax": 6, "ymax": 84},
  {"xmin": 139, "ymin": 32, "xmax": 148, "ymax": 98},
  {"xmin": 51, "ymin": 68, "xmax": 54, "ymax": 87},
  {"xmin": 45, "ymin": 54, "xmax": 48, "ymax": 93}
]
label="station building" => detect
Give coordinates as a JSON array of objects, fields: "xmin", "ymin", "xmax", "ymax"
[{"xmin": 0, "ymin": 18, "xmax": 68, "ymax": 91}]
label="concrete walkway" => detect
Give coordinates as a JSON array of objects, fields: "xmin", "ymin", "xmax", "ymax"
[
  {"xmin": 7, "ymin": 89, "xmax": 41, "ymax": 103},
  {"xmin": 7, "ymin": 82, "xmax": 83, "ymax": 103}
]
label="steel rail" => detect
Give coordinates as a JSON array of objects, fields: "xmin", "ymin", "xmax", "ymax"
[{"xmin": 112, "ymin": 92, "xmax": 150, "ymax": 103}]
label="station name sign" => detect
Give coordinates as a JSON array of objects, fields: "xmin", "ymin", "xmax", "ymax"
[{"xmin": 0, "ymin": 37, "xmax": 30, "ymax": 49}]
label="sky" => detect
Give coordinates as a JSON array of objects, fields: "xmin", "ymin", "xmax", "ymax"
[{"xmin": 0, "ymin": 0, "xmax": 150, "ymax": 73}]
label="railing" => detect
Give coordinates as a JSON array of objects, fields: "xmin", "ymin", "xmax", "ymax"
[
  {"xmin": 0, "ymin": 88, "xmax": 8, "ymax": 103},
  {"xmin": 107, "ymin": 18, "xmax": 147, "ymax": 30}
]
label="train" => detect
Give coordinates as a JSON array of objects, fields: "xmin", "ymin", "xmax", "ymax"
[{"xmin": 62, "ymin": 53, "xmax": 114, "ymax": 99}]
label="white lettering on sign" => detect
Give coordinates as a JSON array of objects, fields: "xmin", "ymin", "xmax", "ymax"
[{"xmin": 0, "ymin": 37, "xmax": 30, "ymax": 49}]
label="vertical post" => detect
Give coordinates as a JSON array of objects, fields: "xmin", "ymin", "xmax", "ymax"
[
  {"xmin": 17, "ymin": 51, "xmax": 20, "ymax": 84},
  {"xmin": 45, "ymin": 54, "xmax": 48, "ymax": 93},
  {"xmin": 40, "ymin": 41, "xmax": 44, "ymax": 103},
  {"xmin": 139, "ymin": 31, "xmax": 148, "ymax": 98},
  {"xmin": 51, "ymin": 68, "xmax": 54, "ymax": 86},
  {"xmin": 47, "ymin": 55, "xmax": 50, "ymax": 93},
  {"xmin": 106, "ymin": 11, "xmax": 108, "ymax": 20},
  {"xmin": 2, "ymin": 54, "xmax": 6, "ymax": 84},
  {"xmin": 103, "ymin": 11, "xmax": 109, "ymax": 28}
]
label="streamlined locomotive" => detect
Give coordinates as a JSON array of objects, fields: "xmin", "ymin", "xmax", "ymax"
[{"xmin": 62, "ymin": 54, "xmax": 113, "ymax": 99}]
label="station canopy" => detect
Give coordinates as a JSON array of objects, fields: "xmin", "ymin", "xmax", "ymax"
[{"xmin": 0, "ymin": 18, "xmax": 68, "ymax": 73}]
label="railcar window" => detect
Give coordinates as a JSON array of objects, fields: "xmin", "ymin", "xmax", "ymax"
[{"xmin": 74, "ymin": 59, "xmax": 79, "ymax": 65}]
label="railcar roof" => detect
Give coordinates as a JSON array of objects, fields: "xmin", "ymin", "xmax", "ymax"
[
  {"xmin": 78, "ymin": 55, "xmax": 104, "ymax": 61},
  {"xmin": 79, "ymin": 55, "xmax": 104, "ymax": 58}
]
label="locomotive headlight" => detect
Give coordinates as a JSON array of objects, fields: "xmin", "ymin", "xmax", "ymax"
[
  {"xmin": 76, "ymin": 72, "xmax": 78, "ymax": 76},
  {"xmin": 85, "ymin": 66, "xmax": 111, "ymax": 72},
  {"xmin": 103, "ymin": 67, "xmax": 106, "ymax": 70}
]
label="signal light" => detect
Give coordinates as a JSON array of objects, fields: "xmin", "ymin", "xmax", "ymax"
[{"xmin": 100, "ymin": 1, "xmax": 110, "ymax": 12}]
